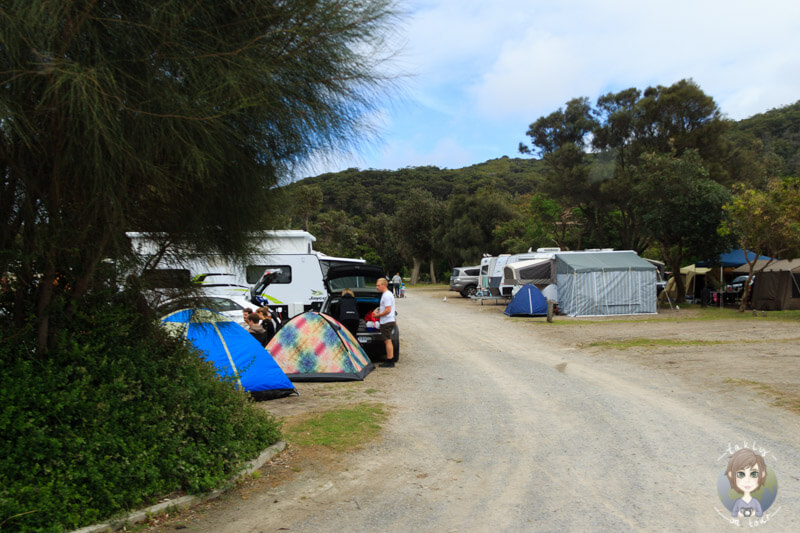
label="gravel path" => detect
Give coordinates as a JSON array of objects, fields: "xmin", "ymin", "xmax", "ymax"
[{"xmin": 158, "ymin": 288, "xmax": 800, "ymax": 532}]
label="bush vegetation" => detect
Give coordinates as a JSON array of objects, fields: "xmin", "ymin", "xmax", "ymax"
[{"xmin": 0, "ymin": 292, "xmax": 281, "ymax": 532}]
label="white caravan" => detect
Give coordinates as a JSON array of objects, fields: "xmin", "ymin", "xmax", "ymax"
[{"xmin": 127, "ymin": 231, "xmax": 363, "ymax": 318}]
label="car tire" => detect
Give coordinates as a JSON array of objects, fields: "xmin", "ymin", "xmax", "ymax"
[{"xmin": 461, "ymin": 285, "xmax": 477, "ymax": 298}]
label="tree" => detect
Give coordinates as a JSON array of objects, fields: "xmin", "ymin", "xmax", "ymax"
[
  {"xmin": 393, "ymin": 188, "xmax": 443, "ymax": 283},
  {"xmin": 0, "ymin": 0, "xmax": 400, "ymax": 351},
  {"xmin": 589, "ymin": 81, "xmax": 731, "ymax": 252},
  {"xmin": 290, "ymin": 184, "xmax": 324, "ymax": 231},
  {"xmin": 519, "ymin": 98, "xmax": 600, "ymax": 249},
  {"xmin": 311, "ymin": 210, "xmax": 361, "ymax": 258},
  {"xmin": 493, "ymin": 193, "xmax": 578, "ymax": 252},
  {"xmin": 720, "ymin": 177, "xmax": 800, "ymax": 310},
  {"xmin": 632, "ymin": 151, "xmax": 732, "ymax": 303},
  {"xmin": 440, "ymin": 189, "xmax": 515, "ymax": 267}
]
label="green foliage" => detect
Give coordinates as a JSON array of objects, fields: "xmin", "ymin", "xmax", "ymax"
[
  {"xmin": 721, "ymin": 177, "xmax": 800, "ymax": 260},
  {"xmin": 0, "ymin": 298, "xmax": 281, "ymax": 531},
  {"xmin": 632, "ymin": 150, "xmax": 733, "ymax": 301},
  {"xmin": 439, "ymin": 190, "xmax": 515, "ymax": 265},
  {"xmin": 736, "ymin": 100, "xmax": 800, "ymax": 177}
]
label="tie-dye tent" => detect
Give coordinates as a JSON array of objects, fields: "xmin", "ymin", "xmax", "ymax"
[
  {"xmin": 161, "ymin": 308, "xmax": 296, "ymax": 400},
  {"xmin": 266, "ymin": 311, "xmax": 374, "ymax": 382}
]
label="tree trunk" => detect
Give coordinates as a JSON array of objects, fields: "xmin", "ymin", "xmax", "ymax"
[
  {"xmin": 663, "ymin": 245, "xmax": 685, "ymax": 304},
  {"xmin": 410, "ymin": 257, "xmax": 422, "ymax": 284},
  {"xmin": 35, "ymin": 266, "xmax": 57, "ymax": 355},
  {"xmin": 429, "ymin": 259, "xmax": 437, "ymax": 284},
  {"xmin": 738, "ymin": 256, "xmax": 774, "ymax": 312}
]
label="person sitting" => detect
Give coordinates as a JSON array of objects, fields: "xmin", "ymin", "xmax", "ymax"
[
  {"xmin": 245, "ymin": 312, "xmax": 269, "ymax": 346},
  {"xmin": 256, "ymin": 306, "xmax": 278, "ymax": 342},
  {"xmin": 336, "ymin": 289, "xmax": 360, "ymax": 336}
]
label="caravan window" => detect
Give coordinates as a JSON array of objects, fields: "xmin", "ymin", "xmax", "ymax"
[{"xmin": 246, "ymin": 265, "xmax": 292, "ymax": 284}]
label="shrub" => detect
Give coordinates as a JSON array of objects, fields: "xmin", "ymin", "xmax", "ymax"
[{"xmin": 0, "ymin": 298, "xmax": 281, "ymax": 531}]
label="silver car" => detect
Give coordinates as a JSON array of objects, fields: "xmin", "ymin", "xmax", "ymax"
[{"xmin": 449, "ymin": 265, "xmax": 480, "ymax": 297}]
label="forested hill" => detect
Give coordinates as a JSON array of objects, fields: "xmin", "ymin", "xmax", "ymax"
[
  {"xmin": 276, "ymin": 92, "xmax": 800, "ymax": 277},
  {"xmin": 735, "ymin": 100, "xmax": 800, "ymax": 176},
  {"xmin": 287, "ymin": 100, "xmax": 800, "ymax": 221},
  {"xmin": 293, "ymin": 156, "xmax": 546, "ymax": 217}
]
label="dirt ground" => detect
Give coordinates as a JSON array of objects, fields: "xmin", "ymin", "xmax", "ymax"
[
  {"xmin": 259, "ymin": 294, "xmax": 800, "ymax": 421},
  {"xmin": 144, "ymin": 287, "xmax": 800, "ymax": 532}
]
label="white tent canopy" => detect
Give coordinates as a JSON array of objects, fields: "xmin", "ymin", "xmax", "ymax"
[{"xmin": 502, "ymin": 258, "xmax": 554, "ymax": 286}]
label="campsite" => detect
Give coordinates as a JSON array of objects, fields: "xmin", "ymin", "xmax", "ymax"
[{"xmin": 145, "ymin": 285, "xmax": 800, "ymax": 532}]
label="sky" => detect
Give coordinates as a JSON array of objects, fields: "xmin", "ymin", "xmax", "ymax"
[{"xmin": 298, "ymin": 0, "xmax": 800, "ymax": 179}]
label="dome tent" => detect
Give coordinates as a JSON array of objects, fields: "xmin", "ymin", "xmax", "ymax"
[
  {"xmin": 161, "ymin": 308, "xmax": 296, "ymax": 400},
  {"xmin": 504, "ymin": 284, "xmax": 548, "ymax": 317},
  {"xmin": 266, "ymin": 311, "xmax": 374, "ymax": 381}
]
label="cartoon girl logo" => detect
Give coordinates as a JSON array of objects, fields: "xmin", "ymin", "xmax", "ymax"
[{"xmin": 717, "ymin": 447, "xmax": 779, "ymax": 523}]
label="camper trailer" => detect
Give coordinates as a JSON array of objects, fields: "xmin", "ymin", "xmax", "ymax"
[
  {"xmin": 128, "ymin": 231, "xmax": 364, "ymax": 318},
  {"xmin": 499, "ymin": 249, "xmax": 560, "ymax": 296}
]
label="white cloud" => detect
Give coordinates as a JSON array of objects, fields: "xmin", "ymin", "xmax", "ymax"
[
  {"xmin": 307, "ymin": 0, "xmax": 800, "ymax": 175},
  {"xmin": 465, "ymin": 1, "xmax": 800, "ymax": 120}
]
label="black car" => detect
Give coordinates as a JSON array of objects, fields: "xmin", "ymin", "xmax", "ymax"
[{"xmin": 319, "ymin": 264, "xmax": 399, "ymax": 362}]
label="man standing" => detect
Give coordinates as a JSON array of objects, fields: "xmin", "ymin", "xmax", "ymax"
[
  {"xmin": 374, "ymin": 277, "xmax": 397, "ymax": 367},
  {"xmin": 391, "ymin": 272, "xmax": 402, "ymax": 297}
]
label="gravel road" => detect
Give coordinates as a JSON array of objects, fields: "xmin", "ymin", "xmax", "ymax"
[{"xmin": 160, "ymin": 288, "xmax": 800, "ymax": 532}]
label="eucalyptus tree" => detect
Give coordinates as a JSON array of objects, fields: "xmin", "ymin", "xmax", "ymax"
[
  {"xmin": 393, "ymin": 188, "xmax": 444, "ymax": 283},
  {"xmin": 440, "ymin": 189, "xmax": 515, "ymax": 265},
  {"xmin": 632, "ymin": 151, "xmax": 732, "ymax": 303},
  {"xmin": 0, "ymin": 0, "xmax": 400, "ymax": 352}
]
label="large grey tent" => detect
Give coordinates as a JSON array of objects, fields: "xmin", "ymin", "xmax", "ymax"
[
  {"xmin": 555, "ymin": 251, "xmax": 657, "ymax": 316},
  {"xmin": 748, "ymin": 259, "xmax": 800, "ymax": 311}
]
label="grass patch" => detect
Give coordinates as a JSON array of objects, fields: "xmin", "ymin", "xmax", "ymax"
[
  {"xmin": 725, "ymin": 379, "xmax": 800, "ymax": 415},
  {"xmin": 588, "ymin": 338, "xmax": 730, "ymax": 349},
  {"xmin": 283, "ymin": 403, "xmax": 387, "ymax": 451},
  {"xmin": 587, "ymin": 337, "xmax": 800, "ymax": 350},
  {"xmin": 553, "ymin": 306, "xmax": 800, "ymax": 325}
]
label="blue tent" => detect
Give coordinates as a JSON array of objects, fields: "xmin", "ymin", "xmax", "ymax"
[
  {"xmin": 161, "ymin": 308, "xmax": 296, "ymax": 400},
  {"xmin": 504, "ymin": 284, "xmax": 548, "ymax": 317},
  {"xmin": 697, "ymin": 248, "xmax": 772, "ymax": 268}
]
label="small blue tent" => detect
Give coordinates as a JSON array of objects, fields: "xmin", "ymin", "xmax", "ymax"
[
  {"xmin": 504, "ymin": 284, "xmax": 548, "ymax": 317},
  {"xmin": 161, "ymin": 308, "xmax": 296, "ymax": 400}
]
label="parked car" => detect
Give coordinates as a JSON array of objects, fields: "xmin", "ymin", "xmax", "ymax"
[
  {"xmin": 727, "ymin": 275, "xmax": 754, "ymax": 293},
  {"xmin": 157, "ymin": 293, "xmax": 254, "ymax": 325},
  {"xmin": 449, "ymin": 265, "xmax": 480, "ymax": 297},
  {"xmin": 319, "ymin": 264, "xmax": 399, "ymax": 362}
]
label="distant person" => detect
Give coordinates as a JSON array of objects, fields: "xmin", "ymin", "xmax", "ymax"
[
  {"xmin": 373, "ymin": 277, "xmax": 396, "ymax": 367},
  {"xmin": 336, "ymin": 288, "xmax": 360, "ymax": 336},
  {"xmin": 242, "ymin": 307, "xmax": 253, "ymax": 324},
  {"xmin": 391, "ymin": 272, "xmax": 402, "ymax": 297}
]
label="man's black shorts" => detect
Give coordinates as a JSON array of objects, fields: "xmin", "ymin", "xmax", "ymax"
[{"xmin": 379, "ymin": 322, "xmax": 395, "ymax": 340}]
